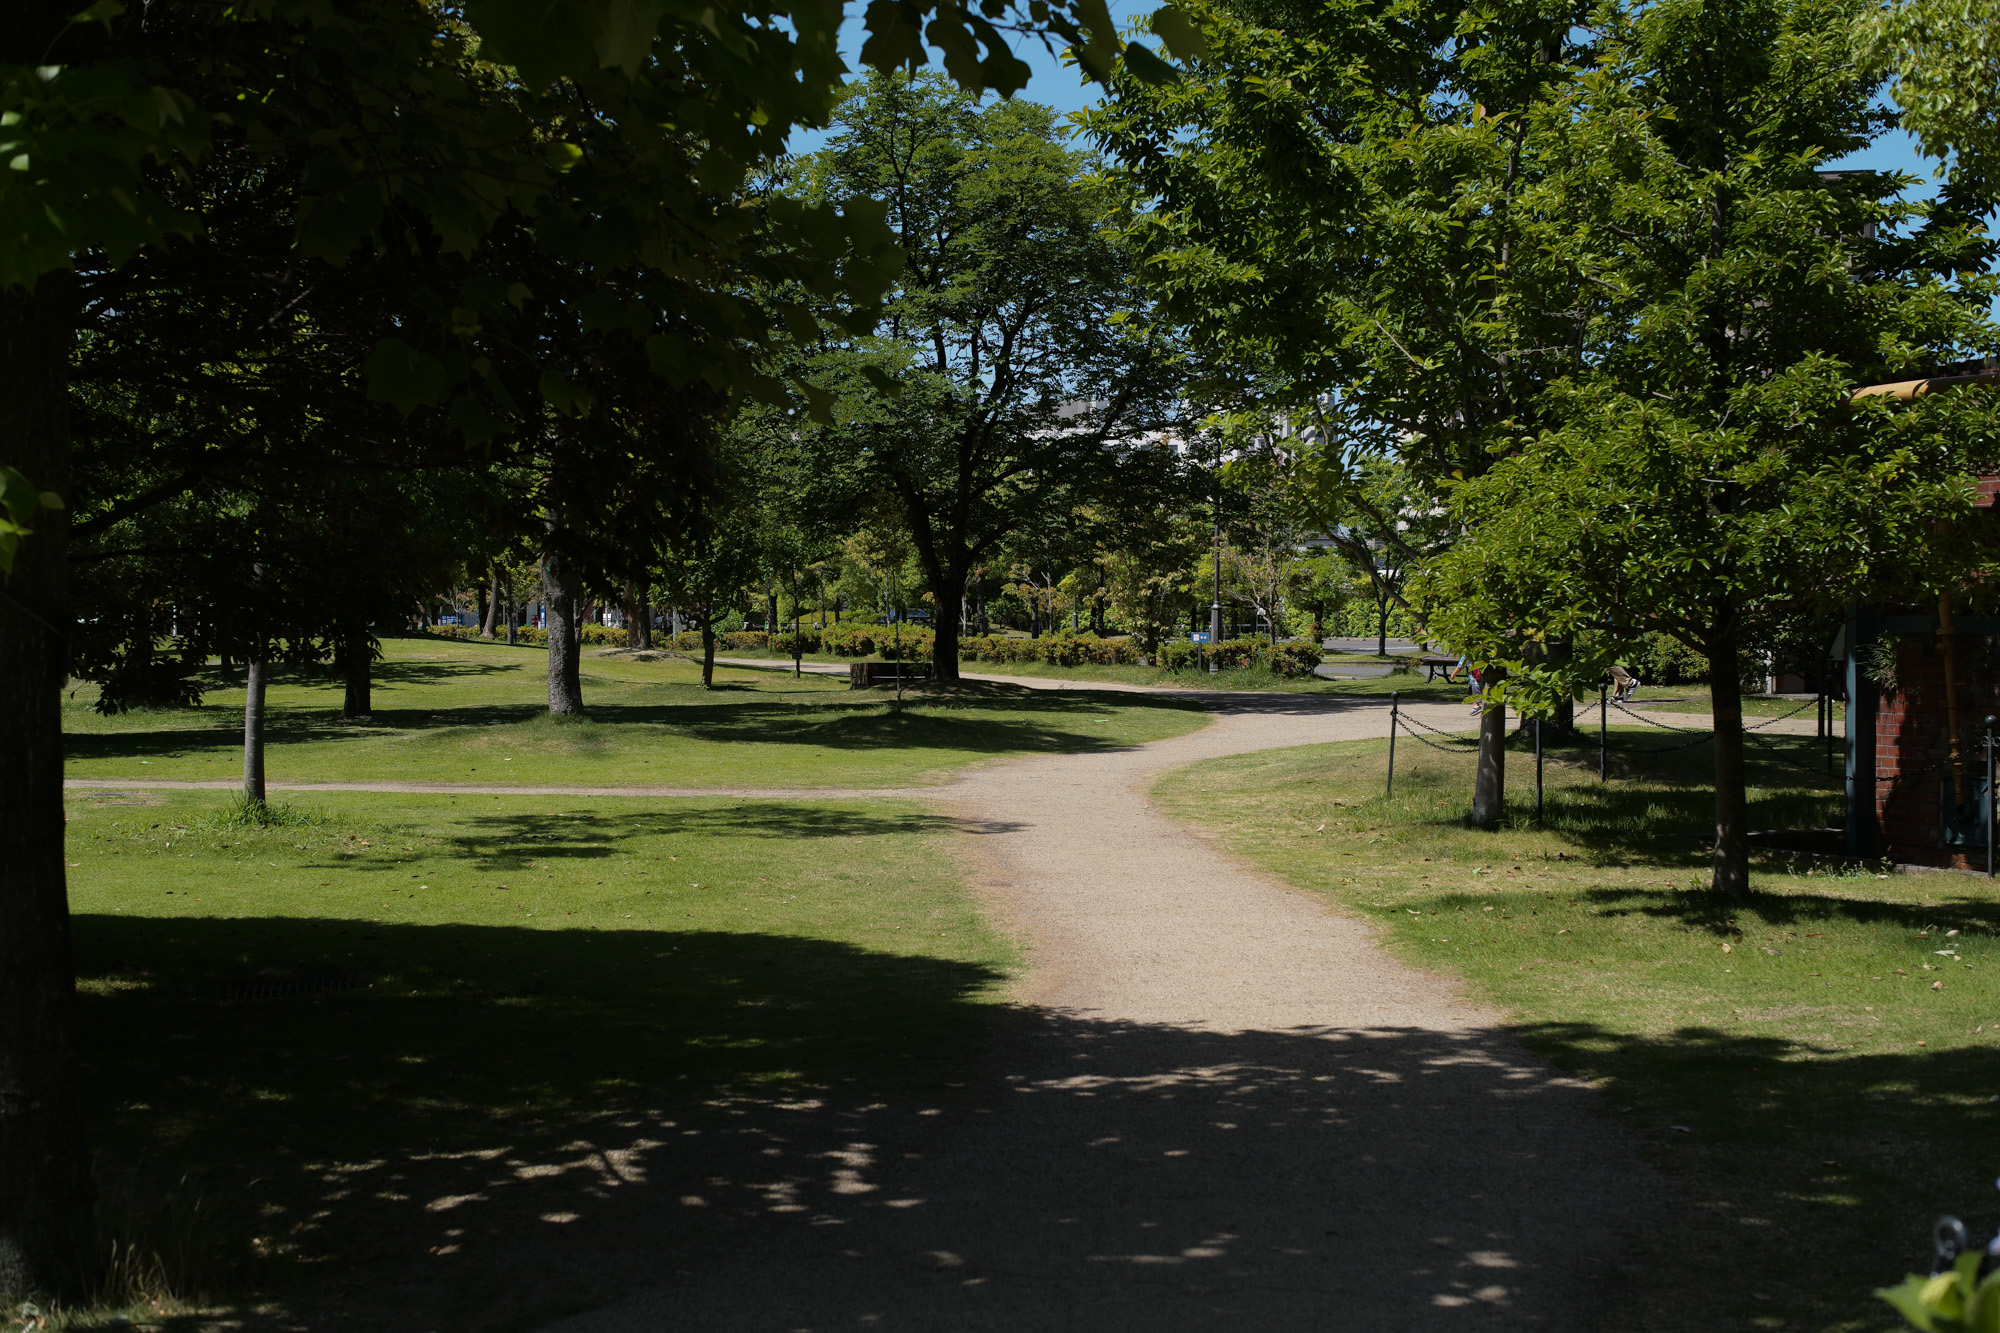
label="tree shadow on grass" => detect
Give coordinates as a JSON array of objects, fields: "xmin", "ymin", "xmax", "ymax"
[
  {"xmin": 384, "ymin": 804, "xmax": 1016, "ymax": 875},
  {"xmin": 1380, "ymin": 733, "xmax": 1844, "ymax": 870},
  {"xmin": 77, "ymin": 913, "xmax": 1661, "ymax": 1333},
  {"xmin": 65, "ymin": 689, "xmax": 1208, "ymax": 770},
  {"xmin": 1574, "ymin": 883, "xmax": 2000, "ymax": 939},
  {"xmin": 73, "ymin": 909, "xmax": 1996, "ymax": 1332}
]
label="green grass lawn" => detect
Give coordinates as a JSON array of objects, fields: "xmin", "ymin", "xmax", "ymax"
[
  {"xmin": 66, "ymin": 785, "xmax": 1014, "ymax": 1327},
  {"xmin": 63, "ymin": 636, "xmax": 1208, "ymax": 789},
  {"xmin": 1153, "ymin": 731, "xmax": 2000, "ymax": 1333}
]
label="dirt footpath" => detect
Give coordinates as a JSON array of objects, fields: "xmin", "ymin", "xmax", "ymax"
[{"xmin": 543, "ymin": 692, "xmax": 1657, "ymax": 1332}]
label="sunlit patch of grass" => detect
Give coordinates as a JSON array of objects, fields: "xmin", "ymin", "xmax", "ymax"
[{"xmin": 1154, "ymin": 732, "xmax": 2000, "ymax": 1332}]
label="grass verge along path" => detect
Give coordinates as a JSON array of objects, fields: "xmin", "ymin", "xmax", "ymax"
[
  {"xmin": 1152, "ymin": 732, "xmax": 1999, "ymax": 1333},
  {"xmin": 63, "ymin": 636, "xmax": 1207, "ymax": 788},
  {"xmin": 65, "ymin": 786, "xmax": 1014, "ymax": 1330},
  {"xmin": 718, "ymin": 646, "xmax": 1471, "ymax": 699}
]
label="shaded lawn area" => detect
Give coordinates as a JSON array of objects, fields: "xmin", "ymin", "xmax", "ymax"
[
  {"xmin": 1152, "ymin": 730, "xmax": 2000, "ymax": 1333},
  {"xmin": 65, "ymin": 788, "xmax": 1015, "ymax": 1330},
  {"xmin": 62, "ymin": 636, "xmax": 1207, "ymax": 788}
]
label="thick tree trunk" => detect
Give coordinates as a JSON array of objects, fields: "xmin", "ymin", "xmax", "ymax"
[
  {"xmin": 620, "ymin": 581, "xmax": 645, "ymax": 650},
  {"xmin": 1470, "ymin": 687, "xmax": 1507, "ymax": 828},
  {"xmin": 1709, "ymin": 629, "xmax": 1750, "ymax": 897},
  {"xmin": 504, "ymin": 588, "xmax": 517, "ymax": 646},
  {"xmin": 243, "ymin": 659, "xmax": 268, "ymax": 805},
  {"xmin": 338, "ymin": 624, "xmax": 372, "ymax": 720},
  {"xmin": 542, "ymin": 553, "xmax": 585, "ymax": 715},
  {"xmin": 701, "ymin": 621, "xmax": 716, "ymax": 689},
  {"xmin": 928, "ymin": 566, "xmax": 968, "ymax": 684},
  {"xmin": 635, "ymin": 599, "xmax": 653, "ymax": 651},
  {"xmin": 0, "ymin": 272, "xmax": 96, "ymax": 1300},
  {"xmin": 480, "ymin": 568, "xmax": 499, "ymax": 637}
]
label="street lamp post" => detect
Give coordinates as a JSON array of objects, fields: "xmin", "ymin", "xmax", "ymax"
[{"xmin": 1209, "ymin": 442, "xmax": 1223, "ymax": 672}]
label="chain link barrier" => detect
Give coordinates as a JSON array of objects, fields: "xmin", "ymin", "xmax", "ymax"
[
  {"xmin": 1392, "ymin": 695, "xmax": 1839, "ymax": 768},
  {"xmin": 1392, "ymin": 712, "xmax": 1482, "ymax": 752}
]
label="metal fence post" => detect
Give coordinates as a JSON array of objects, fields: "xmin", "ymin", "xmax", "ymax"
[
  {"xmin": 1599, "ymin": 682, "xmax": 1608, "ymax": 782},
  {"xmin": 1386, "ymin": 690, "xmax": 1399, "ymax": 800}
]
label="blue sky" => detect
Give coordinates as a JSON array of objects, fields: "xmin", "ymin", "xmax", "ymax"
[
  {"xmin": 784, "ymin": 5, "xmax": 1146, "ymax": 158},
  {"xmin": 788, "ymin": 13, "xmax": 1946, "ymax": 191}
]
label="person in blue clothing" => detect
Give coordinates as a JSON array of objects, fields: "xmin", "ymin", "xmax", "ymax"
[{"xmin": 1448, "ymin": 654, "xmax": 1485, "ymax": 716}]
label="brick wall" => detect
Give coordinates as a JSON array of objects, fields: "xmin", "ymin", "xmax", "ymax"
[{"xmin": 1875, "ymin": 634, "xmax": 2000, "ymax": 867}]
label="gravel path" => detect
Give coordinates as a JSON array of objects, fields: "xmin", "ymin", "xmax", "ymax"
[{"xmin": 538, "ymin": 691, "xmax": 1659, "ymax": 1332}]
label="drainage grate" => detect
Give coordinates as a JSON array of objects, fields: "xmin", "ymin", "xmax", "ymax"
[{"xmin": 221, "ymin": 976, "xmax": 358, "ymax": 1002}]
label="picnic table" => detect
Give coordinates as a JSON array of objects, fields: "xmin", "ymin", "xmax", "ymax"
[{"xmin": 1419, "ymin": 655, "xmax": 1461, "ymax": 681}]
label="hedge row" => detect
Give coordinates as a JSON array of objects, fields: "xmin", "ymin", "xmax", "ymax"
[
  {"xmin": 421, "ymin": 624, "xmax": 628, "ymax": 647},
  {"xmin": 417, "ymin": 623, "xmax": 1318, "ymax": 677},
  {"xmin": 1155, "ymin": 638, "xmax": 1322, "ymax": 678}
]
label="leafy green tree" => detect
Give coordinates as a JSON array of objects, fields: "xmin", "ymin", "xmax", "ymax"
[
  {"xmin": 0, "ymin": 0, "xmax": 1203, "ymax": 1291},
  {"xmin": 1418, "ymin": 0, "xmax": 2000, "ymax": 882},
  {"xmin": 775, "ymin": 70, "xmax": 1192, "ymax": 681},
  {"xmin": 1860, "ymin": 0, "xmax": 2000, "ymax": 183},
  {"xmin": 1088, "ymin": 0, "xmax": 1597, "ymax": 803}
]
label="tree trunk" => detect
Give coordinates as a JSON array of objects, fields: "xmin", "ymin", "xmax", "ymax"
[
  {"xmin": 0, "ymin": 271, "xmax": 97, "ymax": 1301},
  {"xmin": 542, "ymin": 553, "xmax": 585, "ymax": 715},
  {"xmin": 1709, "ymin": 628, "xmax": 1750, "ymax": 897},
  {"xmin": 766, "ymin": 589, "xmax": 777, "ymax": 639},
  {"xmin": 701, "ymin": 620, "xmax": 716, "ymax": 689},
  {"xmin": 243, "ymin": 659, "xmax": 268, "ymax": 805},
  {"xmin": 635, "ymin": 598, "xmax": 653, "ymax": 651},
  {"xmin": 621, "ymin": 581, "xmax": 645, "ymax": 650},
  {"xmin": 338, "ymin": 623, "xmax": 372, "ymax": 720},
  {"xmin": 480, "ymin": 567, "xmax": 499, "ymax": 637},
  {"xmin": 1550, "ymin": 635, "xmax": 1576, "ymax": 734},
  {"xmin": 928, "ymin": 566, "xmax": 968, "ymax": 684},
  {"xmin": 1470, "ymin": 687, "xmax": 1507, "ymax": 828},
  {"xmin": 504, "ymin": 581, "xmax": 517, "ymax": 646}
]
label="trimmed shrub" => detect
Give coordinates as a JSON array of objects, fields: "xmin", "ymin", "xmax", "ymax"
[
  {"xmin": 1268, "ymin": 642, "xmax": 1323, "ymax": 678},
  {"xmin": 1150, "ymin": 637, "xmax": 1321, "ymax": 676},
  {"xmin": 955, "ymin": 633, "xmax": 1143, "ymax": 667},
  {"xmin": 423, "ymin": 623, "xmax": 629, "ymax": 647}
]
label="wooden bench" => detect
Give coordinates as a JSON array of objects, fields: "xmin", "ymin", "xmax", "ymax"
[
  {"xmin": 1420, "ymin": 655, "xmax": 1461, "ymax": 681},
  {"xmin": 849, "ymin": 661, "xmax": 929, "ymax": 689}
]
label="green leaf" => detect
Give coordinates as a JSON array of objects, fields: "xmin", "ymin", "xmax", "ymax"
[
  {"xmin": 362, "ymin": 338, "xmax": 451, "ymax": 414},
  {"xmin": 1122, "ymin": 40, "xmax": 1180, "ymax": 85},
  {"xmin": 1148, "ymin": 6, "xmax": 1209, "ymax": 61},
  {"xmin": 0, "ymin": 465, "xmax": 48, "ymax": 575},
  {"xmin": 72, "ymin": 0, "xmax": 125, "ymax": 27},
  {"xmin": 593, "ymin": 0, "xmax": 661, "ymax": 75},
  {"xmin": 859, "ymin": 364, "xmax": 904, "ymax": 397}
]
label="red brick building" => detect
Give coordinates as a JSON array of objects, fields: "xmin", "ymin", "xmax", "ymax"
[{"xmin": 1858, "ymin": 624, "xmax": 2000, "ymax": 867}]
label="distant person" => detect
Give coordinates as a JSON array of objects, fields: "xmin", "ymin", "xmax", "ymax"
[{"xmin": 1609, "ymin": 664, "xmax": 1639, "ymax": 702}]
